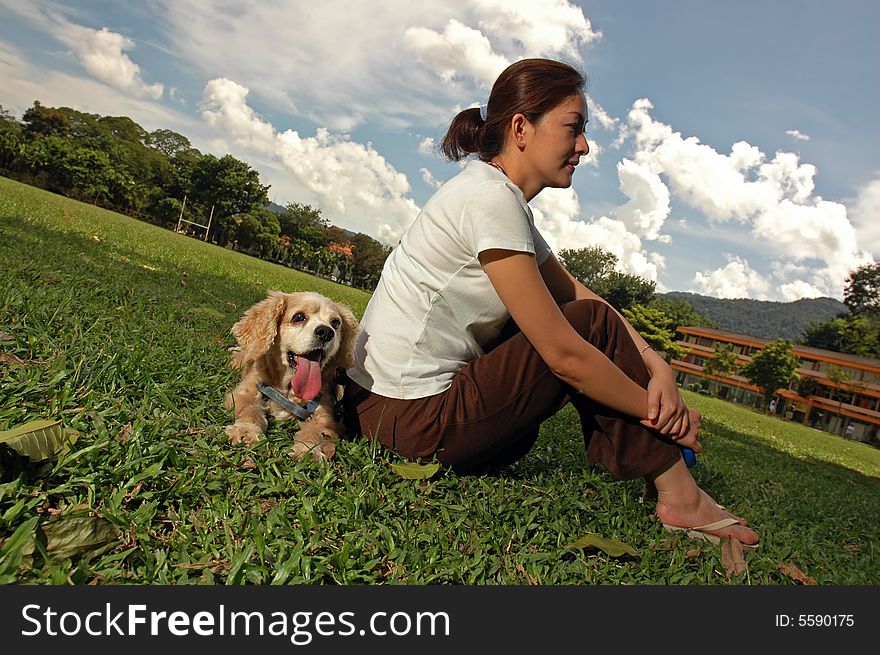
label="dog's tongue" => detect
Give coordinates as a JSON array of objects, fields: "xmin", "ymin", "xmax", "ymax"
[{"xmin": 291, "ymin": 352, "xmax": 322, "ymax": 401}]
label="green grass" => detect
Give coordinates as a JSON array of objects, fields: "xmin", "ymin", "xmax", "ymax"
[{"xmin": 1, "ymin": 175, "xmax": 879, "ymax": 585}]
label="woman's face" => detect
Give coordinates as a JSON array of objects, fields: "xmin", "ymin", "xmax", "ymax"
[{"xmin": 523, "ymin": 94, "xmax": 590, "ymax": 193}]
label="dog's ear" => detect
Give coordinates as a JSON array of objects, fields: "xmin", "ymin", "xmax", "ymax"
[
  {"xmin": 230, "ymin": 291, "xmax": 287, "ymax": 368},
  {"xmin": 332, "ymin": 302, "xmax": 360, "ymax": 370}
]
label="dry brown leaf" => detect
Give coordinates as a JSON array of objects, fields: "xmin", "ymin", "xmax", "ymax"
[
  {"xmin": 722, "ymin": 537, "xmax": 747, "ymax": 577},
  {"xmin": 118, "ymin": 424, "xmax": 133, "ymax": 444},
  {"xmin": 241, "ymin": 457, "xmax": 257, "ymax": 470},
  {"xmin": 0, "ymin": 352, "xmax": 24, "ymax": 365},
  {"xmin": 0, "ymin": 332, "xmax": 14, "ymax": 341},
  {"xmin": 686, "ymin": 548, "xmax": 702, "ymax": 558},
  {"xmin": 516, "ymin": 563, "xmax": 538, "ymax": 586},
  {"xmin": 124, "ymin": 482, "xmax": 143, "ymax": 502},
  {"xmin": 778, "ymin": 562, "xmax": 817, "ymax": 585}
]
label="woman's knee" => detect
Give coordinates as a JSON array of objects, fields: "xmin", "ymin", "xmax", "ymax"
[{"xmin": 561, "ymin": 299, "xmax": 615, "ymax": 336}]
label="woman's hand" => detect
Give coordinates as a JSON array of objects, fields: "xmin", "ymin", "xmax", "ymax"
[{"xmin": 639, "ymin": 369, "xmax": 703, "ymax": 452}]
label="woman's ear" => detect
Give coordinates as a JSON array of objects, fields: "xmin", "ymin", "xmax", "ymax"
[
  {"xmin": 230, "ymin": 291, "xmax": 286, "ymax": 368},
  {"xmin": 510, "ymin": 113, "xmax": 529, "ymax": 149}
]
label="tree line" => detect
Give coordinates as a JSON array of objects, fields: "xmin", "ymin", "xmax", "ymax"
[{"xmin": 0, "ymin": 101, "xmax": 390, "ymax": 290}]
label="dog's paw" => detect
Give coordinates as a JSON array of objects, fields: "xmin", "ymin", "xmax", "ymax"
[
  {"xmin": 225, "ymin": 423, "xmax": 262, "ymax": 446},
  {"xmin": 290, "ymin": 429, "xmax": 336, "ymax": 462}
]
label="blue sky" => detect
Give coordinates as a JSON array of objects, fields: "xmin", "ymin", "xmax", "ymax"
[{"xmin": 1, "ymin": 0, "xmax": 878, "ymax": 301}]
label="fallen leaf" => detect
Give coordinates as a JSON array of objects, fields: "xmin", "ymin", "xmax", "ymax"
[
  {"xmin": 0, "ymin": 353, "xmax": 24, "ymax": 365},
  {"xmin": 390, "ymin": 461, "xmax": 440, "ymax": 480},
  {"xmin": 241, "ymin": 457, "xmax": 257, "ymax": 470},
  {"xmin": 565, "ymin": 533, "xmax": 638, "ymax": 558},
  {"xmin": 778, "ymin": 562, "xmax": 817, "ymax": 585},
  {"xmin": 722, "ymin": 537, "xmax": 747, "ymax": 577},
  {"xmin": 124, "ymin": 482, "xmax": 143, "ymax": 502},
  {"xmin": 0, "ymin": 332, "xmax": 14, "ymax": 341},
  {"xmin": 516, "ymin": 563, "xmax": 538, "ymax": 585},
  {"xmin": 42, "ymin": 517, "xmax": 121, "ymax": 559},
  {"xmin": 0, "ymin": 420, "xmax": 67, "ymax": 461},
  {"xmin": 118, "ymin": 424, "xmax": 133, "ymax": 444},
  {"xmin": 686, "ymin": 548, "xmax": 702, "ymax": 558}
]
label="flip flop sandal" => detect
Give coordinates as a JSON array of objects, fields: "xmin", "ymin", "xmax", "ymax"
[{"xmin": 663, "ymin": 518, "xmax": 759, "ymax": 550}]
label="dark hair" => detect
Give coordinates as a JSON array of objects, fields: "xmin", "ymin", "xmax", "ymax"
[{"xmin": 440, "ymin": 58, "xmax": 587, "ymax": 162}]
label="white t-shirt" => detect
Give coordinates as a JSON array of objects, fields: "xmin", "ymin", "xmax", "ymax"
[{"xmin": 347, "ymin": 160, "xmax": 552, "ymax": 399}]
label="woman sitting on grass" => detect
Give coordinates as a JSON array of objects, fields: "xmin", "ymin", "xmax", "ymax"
[{"xmin": 343, "ymin": 58, "xmax": 758, "ymax": 548}]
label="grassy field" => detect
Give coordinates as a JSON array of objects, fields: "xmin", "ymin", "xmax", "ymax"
[{"xmin": 1, "ymin": 176, "xmax": 878, "ymax": 585}]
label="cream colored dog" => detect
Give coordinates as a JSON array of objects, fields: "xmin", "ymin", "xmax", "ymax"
[{"xmin": 224, "ymin": 291, "xmax": 359, "ymax": 461}]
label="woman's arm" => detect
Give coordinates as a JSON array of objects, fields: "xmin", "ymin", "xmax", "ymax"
[
  {"xmin": 539, "ymin": 253, "xmax": 666, "ymax": 370},
  {"xmin": 538, "ymin": 253, "xmax": 694, "ymax": 437},
  {"xmin": 480, "ymin": 249, "xmax": 697, "ymax": 445}
]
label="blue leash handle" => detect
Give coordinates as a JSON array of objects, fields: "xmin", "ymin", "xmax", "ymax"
[{"xmin": 681, "ymin": 446, "xmax": 696, "ymax": 468}]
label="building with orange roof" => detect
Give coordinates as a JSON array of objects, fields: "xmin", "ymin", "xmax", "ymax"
[{"xmin": 672, "ymin": 326, "xmax": 880, "ymax": 447}]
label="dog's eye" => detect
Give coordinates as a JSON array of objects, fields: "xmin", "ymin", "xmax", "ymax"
[
  {"xmin": 292, "ymin": 312, "xmax": 306, "ymax": 323},
  {"xmin": 330, "ymin": 319, "xmax": 341, "ymax": 329}
]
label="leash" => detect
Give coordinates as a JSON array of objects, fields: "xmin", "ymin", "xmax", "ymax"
[{"xmin": 257, "ymin": 381, "xmax": 320, "ymax": 420}]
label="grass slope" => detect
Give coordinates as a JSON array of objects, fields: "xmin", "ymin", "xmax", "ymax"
[{"xmin": 1, "ymin": 177, "xmax": 878, "ymax": 585}]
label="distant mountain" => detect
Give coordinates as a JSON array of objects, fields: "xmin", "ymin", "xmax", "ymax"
[
  {"xmin": 661, "ymin": 291, "xmax": 848, "ymax": 341},
  {"xmin": 265, "ymin": 201, "xmax": 288, "ymax": 215}
]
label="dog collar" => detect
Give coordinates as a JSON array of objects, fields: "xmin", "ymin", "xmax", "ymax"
[{"xmin": 257, "ymin": 381, "xmax": 319, "ymax": 420}]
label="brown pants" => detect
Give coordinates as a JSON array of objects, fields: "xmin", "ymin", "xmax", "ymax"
[{"xmin": 342, "ymin": 299, "xmax": 681, "ymax": 479}]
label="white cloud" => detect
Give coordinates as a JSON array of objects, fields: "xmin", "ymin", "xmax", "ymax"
[
  {"xmin": 59, "ymin": 26, "xmax": 163, "ymax": 99},
  {"xmin": 615, "ymin": 158, "xmax": 670, "ymax": 240},
  {"xmin": 847, "ymin": 175, "xmax": 880, "ymax": 258},
  {"xmin": 586, "ymin": 95, "xmax": 616, "ymax": 131},
  {"xmin": 0, "ymin": 2, "xmax": 165, "ymax": 100},
  {"xmin": 420, "ymin": 168, "xmax": 442, "ymax": 189},
  {"xmin": 779, "ymin": 280, "xmax": 825, "ymax": 301},
  {"xmin": 625, "ymin": 99, "xmax": 873, "ymax": 299},
  {"xmin": 785, "ymin": 129, "xmax": 810, "ymax": 141},
  {"xmin": 155, "ymin": 0, "xmax": 598, "ymax": 130},
  {"xmin": 0, "ymin": 40, "xmax": 183, "ymax": 130},
  {"xmin": 404, "ymin": 20, "xmax": 510, "ymax": 87},
  {"xmin": 530, "ymin": 187, "xmax": 660, "ymax": 281},
  {"xmin": 472, "ymin": 0, "xmax": 601, "ymax": 59},
  {"xmin": 200, "ymin": 78, "xmax": 420, "ymax": 242},
  {"xmin": 690, "ymin": 256, "xmax": 771, "ymax": 300},
  {"xmin": 202, "ymin": 79, "xmax": 275, "ymax": 150},
  {"xmin": 418, "ymin": 137, "xmax": 437, "ymax": 157}
]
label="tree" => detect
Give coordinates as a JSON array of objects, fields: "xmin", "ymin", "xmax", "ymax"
[
  {"xmin": 147, "ymin": 129, "xmax": 193, "ymax": 158},
  {"xmin": 826, "ymin": 366, "xmax": 857, "ymax": 419},
  {"xmin": 702, "ymin": 342, "xmax": 738, "ymax": 395},
  {"xmin": 649, "ymin": 296, "xmax": 718, "ymax": 330},
  {"xmin": 558, "ymin": 246, "xmax": 656, "ymax": 311},
  {"xmin": 279, "ymin": 202, "xmax": 329, "ymax": 248},
  {"xmin": 621, "ymin": 304, "xmax": 681, "ymax": 360},
  {"xmin": 844, "ymin": 263, "xmax": 880, "ymax": 315},
  {"xmin": 351, "ymin": 233, "xmax": 391, "ymax": 290},
  {"xmin": 800, "ymin": 315, "xmax": 880, "ymax": 359},
  {"xmin": 230, "ymin": 207, "xmax": 280, "ymax": 256},
  {"xmin": 188, "ymin": 154, "xmax": 270, "ymax": 236},
  {"xmin": 740, "ymin": 339, "xmax": 800, "ymax": 411},
  {"xmin": 558, "ymin": 246, "xmax": 617, "ymax": 288},
  {"xmin": 703, "ymin": 342, "xmax": 737, "ymax": 377},
  {"xmin": 21, "ymin": 101, "xmax": 70, "ymax": 137},
  {"xmin": 0, "ymin": 105, "xmax": 23, "ymax": 171},
  {"xmin": 596, "ymin": 271, "xmax": 656, "ymax": 312}
]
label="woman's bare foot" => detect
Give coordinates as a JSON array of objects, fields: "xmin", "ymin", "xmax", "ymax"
[{"xmin": 650, "ymin": 459, "xmax": 759, "ymax": 546}]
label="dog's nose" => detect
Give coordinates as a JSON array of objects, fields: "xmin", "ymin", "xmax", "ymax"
[{"xmin": 314, "ymin": 325, "xmax": 335, "ymax": 344}]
